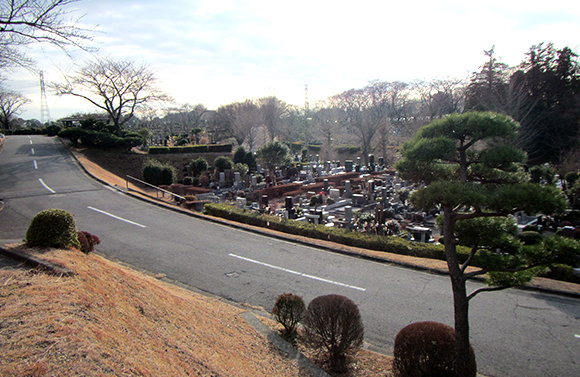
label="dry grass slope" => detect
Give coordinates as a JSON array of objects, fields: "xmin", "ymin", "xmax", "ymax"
[{"xmin": 0, "ymin": 246, "xmax": 312, "ymax": 377}]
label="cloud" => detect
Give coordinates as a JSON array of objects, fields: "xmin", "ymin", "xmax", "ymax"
[{"xmin": 8, "ymin": 0, "xmax": 580, "ymax": 120}]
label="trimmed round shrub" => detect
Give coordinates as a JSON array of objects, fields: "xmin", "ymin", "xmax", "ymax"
[
  {"xmin": 189, "ymin": 157, "xmax": 208, "ymax": 177},
  {"xmin": 272, "ymin": 293, "xmax": 305, "ymax": 340},
  {"xmin": 304, "ymin": 294, "xmax": 364, "ymax": 373},
  {"xmin": 393, "ymin": 321, "xmax": 476, "ymax": 377},
  {"xmin": 142, "ymin": 159, "xmax": 176, "ymax": 186},
  {"xmin": 77, "ymin": 231, "xmax": 101, "ymax": 253},
  {"xmin": 26, "ymin": 209, "xmax": 80, "ymax": 249},
  {"xmin": 518, "ymin": 231, "xmax": 543, "ymax": 245},
  {"xmin": 213, "ymin": 156, "xmax": 233, "ymax": 172}
]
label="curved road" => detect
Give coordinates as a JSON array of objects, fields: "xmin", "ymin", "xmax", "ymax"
[{"xmin": 0, "ymin": 135, "xmax": 578, "ymax": 377}]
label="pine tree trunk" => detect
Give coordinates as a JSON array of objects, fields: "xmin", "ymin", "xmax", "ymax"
[{"xmin": 443, "ymin": 206, "xmax": 476, "ymax": 376}]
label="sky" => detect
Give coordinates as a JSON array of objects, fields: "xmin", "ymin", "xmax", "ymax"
[{"xmin": 6, "ymin": 0, "xmax": 580, "ymax": 121}]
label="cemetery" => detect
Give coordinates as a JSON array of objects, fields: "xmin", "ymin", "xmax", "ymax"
[{"xmin": 159, "ymin": 153, "xmax": 437, "ymax": 244}]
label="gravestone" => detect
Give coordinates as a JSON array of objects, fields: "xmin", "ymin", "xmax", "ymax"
[{"xmin": 345, "ymin": 180, "xmax": 352, "ymax": 198}]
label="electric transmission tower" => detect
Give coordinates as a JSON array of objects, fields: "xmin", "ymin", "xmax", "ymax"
[{"xmin": 39, "ymin": 71, "xmax": 51, "ymax": 123}]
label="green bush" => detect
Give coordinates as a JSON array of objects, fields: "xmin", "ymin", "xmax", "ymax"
[
  {"xmin": 307, "ymin": 144, "xmax": 322, "ymax": 152},
  {"xmin": 336, "ymin": 145, "xmax": 361, "ymax": 154},
  {"xmin": 202, "ymin": 203, "xmax": 460, "ymax": 264},
  {"xmin": 93, "ymin": 132, "xmax": 122, "ymax": 149},
  {"xmin": 58, "ymin": 127, "xmax": 87, "ymax": 145},
  {"xmin": 540, "ymin": 264, "xmax": 580, "ymax": 284},
  {"xmin": 120, "ymin": 136, "xmax": 143, "ymax": 149},
  {"xmin": 44, "ymin": 124, "xmax": 62, "ymax": 136},
  {"xmin": 189, "ymin": 157, "xmax": 208, "ymax": 177},
  {"xmin": 213, "ymin": 156, "xmax": 233, "ymax": 172},
  {"xmin": 518, "ymin": 231, "xmax": 543, "ymax": 245},
  {"xmin": 272, "ymin": 293, "xmax": 305, "ymax": 341},
  {"xmin": 26, "ymin": 209, "xmax": 80, "ymax": 249},
  {"xmin": 393, "ymin": 321, "xmax": 476, "ymax": 377},
  {"xmin": 147, "ymin": 144, "xmax": 232, "ymax": 154},
  {"xmin": 142, "ymin": 159, "xmax": 176, "ymax": 186},
  {"xmin": 304, "ymin": 294, "xmax": 364, "ymax": 373},
  {"xmin": 148, "ymin": 146, "xmax": 170, "ymax": 154}
]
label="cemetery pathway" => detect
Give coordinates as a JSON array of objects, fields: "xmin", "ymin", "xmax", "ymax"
[{"xmin": 1, "ymin": 135, "xmax": 579, "ymax": 377}]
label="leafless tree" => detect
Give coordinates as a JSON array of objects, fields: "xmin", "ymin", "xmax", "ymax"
[
  {"xmin": 216, "ymin": 100, "xmax": 263, "ymax": 150},
  {"xmin": 258, "ymin": 96, "xmax": 289, "ymax": 141},
  {"xmin": 53, "ymin": 57, "xmax": 170, "ymax": 135},
  {"xmin": 0, "ymin": 0, "xmax": 93, "ymax": 70},
  {"xmin": 163, "ymin": 103, "xmax": 207, "ymax": 141},
  {"xmin": 414, "ymin": 78, "xmax": 466, "ymax": 120},
  {"xmin": 330, "ymin": 81, "xmax": 412, "ymax": 164},
  {"xmin": 0, "ymin": 86, "xmax": 29, "ymax": 129}
]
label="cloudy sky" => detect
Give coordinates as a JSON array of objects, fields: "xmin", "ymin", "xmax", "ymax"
[{"xmin": 7, "ymin": 0, "xmax": 580, "ymax": 120}]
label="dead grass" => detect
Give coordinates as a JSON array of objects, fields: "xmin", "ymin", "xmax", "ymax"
[
  {"xmin": 0, "ymin": 245, "xmax": 393, "ymax": 376},
  {"xmin": 0, "ymin": 246, "xmax": 312, "ymax": 376}
]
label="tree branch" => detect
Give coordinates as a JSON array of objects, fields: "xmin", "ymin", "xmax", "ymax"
[{"xmin": 467, "ymin": 286, "xmax": 507, "ymax": 301}]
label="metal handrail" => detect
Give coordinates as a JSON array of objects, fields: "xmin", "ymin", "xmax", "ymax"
[{"xmin": 125, "ymin": 175, "xmax": 186, "ymax": 201}]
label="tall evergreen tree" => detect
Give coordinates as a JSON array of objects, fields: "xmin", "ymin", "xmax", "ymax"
[
  {"xmin": 465, "ymin": 46, "xmax": 511, "ymax": 113},
  {"xmin": 396, "ymin": 112, "xmax": 574, "ymax": 376},
  {"xmin": 515, "ymin": 43, "xmax": 580, "ymax": 165}
]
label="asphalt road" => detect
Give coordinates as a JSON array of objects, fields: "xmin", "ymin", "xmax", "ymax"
[{"xmin": 1, "ymin": 135, "xmax": 579, "ymax": 377}]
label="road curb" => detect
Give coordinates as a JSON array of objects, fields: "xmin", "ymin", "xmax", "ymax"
[
  {"xmin": 65, "ymin": 144, "xmax": 580, "ymax": 299},
  {"xmin": 0, "ymin": 245, "xmax": 75, "ymax": 276}
]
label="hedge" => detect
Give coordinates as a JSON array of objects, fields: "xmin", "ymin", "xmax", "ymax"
[
  {"xmin": 149, "ymin": 144, "xmax": 232, "ymax": 154},
  {"xmin": 202, "ymin": 203, "xmax": 483, "ymax": 264}
]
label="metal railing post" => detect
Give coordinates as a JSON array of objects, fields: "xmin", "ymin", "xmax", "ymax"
[{"xmin": 125, "ymin": 175, "xmax": 186, "ymax": 202}]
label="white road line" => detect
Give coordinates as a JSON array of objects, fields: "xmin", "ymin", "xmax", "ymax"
[
  {"xmin": 38, "ymin": 178, "xmax": 56, "ymax": 194},
  {"xmin": 87, "ymin": 206, "xmax": 147, "ymax": 228},
  {"xmin": 30, "ymin": 148, "xmax": 35, "ymax": 155},
  {"xmin": 33, "ymin": 160, "xmax": 38, "ymax": 169},
  {"xmin": 229, "ymin": 253, "xmax": 366, "ymax": 292},
  {"xmin": 575, "ymin": 334, "xmax": 580, "ymax": 339},
  {"xmin": 29, "ymin": 139, "xmax": 33, "ymax": 145}
]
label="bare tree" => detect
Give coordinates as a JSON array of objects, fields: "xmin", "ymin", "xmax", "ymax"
[
  {"xmin": 330, "ymin": 81, "xmax": 412, "ymax": 164},
  {"xmin": 330, "ymin": 88, "xmax": 372, "ymax": 163},
  {"xmin": 258, "ymin": 96, "xmax": 289, "ymax": 141},
  {"xmin": 0, "ymin": 0, "xmax": 93, "ymax": 69},
  {"xmin": 415, "ymin": 78, "xmax": 466, "ymax": 120},
  {"xmin": 163, "ymin": 103, "xmax": 207, "ymax": 141},
  {"xmin": 53, "ymin": 57, "xmax": 170, "ymax": 135},
  {"xmin": 216, "ymin": 100, "xmax": 263, "ymax": 150},
  {"xmin": 0, "ymin": 86, "xmax": 29, "ymax": 129}
]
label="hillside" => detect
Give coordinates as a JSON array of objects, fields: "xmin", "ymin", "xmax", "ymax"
[
  {"xmin": 0, "ymin": 245, "xmax": 393, "ymax": 376},
  {"xmin": 0, "ymin": 246, "xmax": 313, "ymax": 376}
]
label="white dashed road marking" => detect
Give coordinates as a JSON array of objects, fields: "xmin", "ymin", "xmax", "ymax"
[
  {"xmin": 87, "ymin": 206, "xmax": 147, "ymax": 228},
  {"xmin": 229, "ymin": 253, "xmax": 366, "ymax": 291},
  {"xmin": 38, "ymin": 178, "xmax": 55, "ymax": 194}
]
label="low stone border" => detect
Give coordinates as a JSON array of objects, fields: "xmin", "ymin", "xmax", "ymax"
[
  {"xmin": 0, "ymin": 246, "xmax": 75, "ymax": 276},
  {"xmin": 240, "ymin": 311, "xmax": 331, "ymax": 377}
]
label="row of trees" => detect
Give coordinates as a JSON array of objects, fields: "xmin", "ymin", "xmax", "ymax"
[
  {"xmin": 144, "ymin": 42, "xmax": 577, "ymax": 169},
  {"xmin": 465, "ymin": 44, "xmax": 580, "ymax": 165},
  {"xmin": 2, "ymin": 2, "xmax": 579, "ymax": 170}
]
